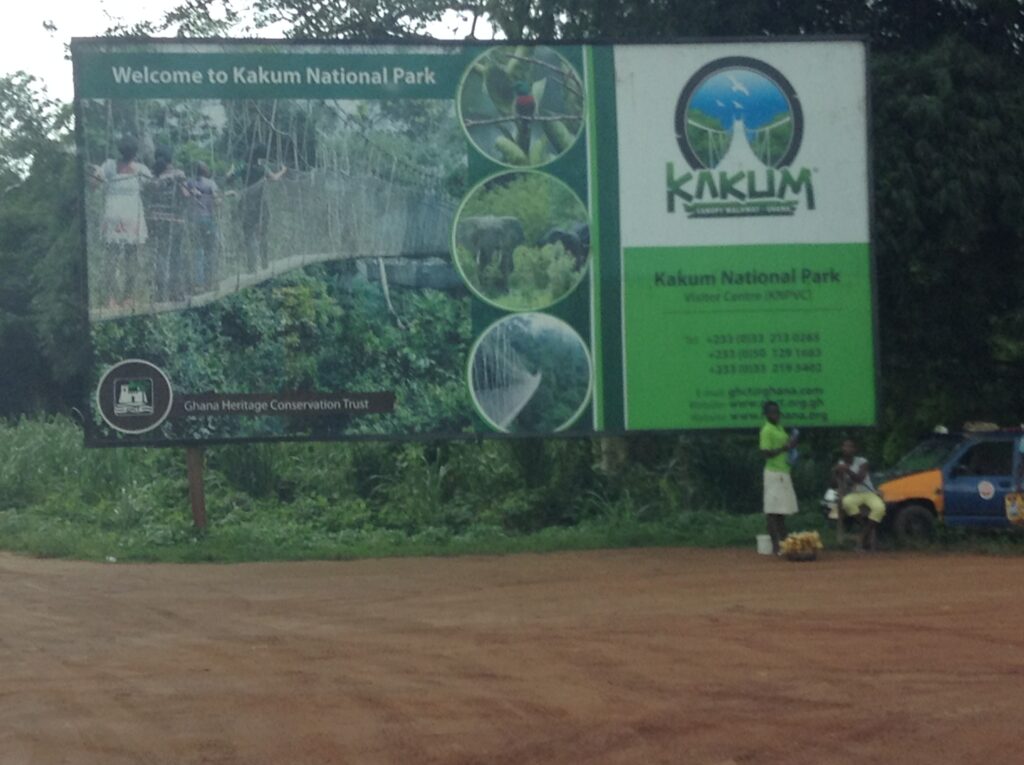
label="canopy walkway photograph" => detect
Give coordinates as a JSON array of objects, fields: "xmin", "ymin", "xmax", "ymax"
[
  {"xmin": 470, "ymin": 313, "xmax": 591, "ymax": 433},
  {"xmin": 81, "ymin": 98, "xmax": 465, "ymax": 321},
  {"xmin": 471, "ymin": 318, "xmax": 543, "ymax": 429}
]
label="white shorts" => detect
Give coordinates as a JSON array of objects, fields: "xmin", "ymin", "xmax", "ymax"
[{"xmin": 763, "ymin": 469, "xmax": 798, "ymax": 516}]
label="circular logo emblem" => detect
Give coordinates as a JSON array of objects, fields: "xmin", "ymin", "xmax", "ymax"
[
  {"xmin": 96, "ymin": 359, "xmax": 174, "ymax": 434},
  {"xmin": 675, "ymin": 57, "xmax": 803, "ymax": 170},
  {"xmin": 978, "ymin": 480, "xmax": 996, "ymax": 501}
]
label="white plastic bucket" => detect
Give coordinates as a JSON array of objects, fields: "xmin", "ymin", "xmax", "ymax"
[{"xmin": 756, "ymin": 534, "xmax": 773, "ymax": 555}]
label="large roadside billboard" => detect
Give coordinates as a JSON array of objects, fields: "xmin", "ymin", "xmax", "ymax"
[{"xmin": 72, "ymin": 38, "xmax": 874, "ymax": 445}]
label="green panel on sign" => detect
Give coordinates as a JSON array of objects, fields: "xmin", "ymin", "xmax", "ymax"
[
  {"xmin": 623, "ymin": 243, "xmax": 874, "ymax": 429},
  {"xmin": 586, "ymin": 45, "xmax": 624, "ymax": 431},
  {"xmin": 75, "ymin": 51, "xmax": 468, "ymax": 99}
]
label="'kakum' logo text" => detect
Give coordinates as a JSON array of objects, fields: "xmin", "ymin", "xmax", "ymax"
[{"xmin": 668, "ymin": 57, "xmax": 813, "ymax": 218}]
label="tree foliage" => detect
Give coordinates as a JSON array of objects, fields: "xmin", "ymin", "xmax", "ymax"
[
  {"xmin": 89, "ymin": 267, "xmax": 473, "ymax": 441},
  {"xmin": 0, "ymin": 72, "xmax": 64, "ymax": 183},
  {"xmin": 0, "ymin": 73, "xmax": 83, "ymax": 417},
  {"xmin": 869, "ymin": 36, "xmax": 1024, "ymax": 457}
]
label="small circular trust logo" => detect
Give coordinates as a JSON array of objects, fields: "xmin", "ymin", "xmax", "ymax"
[
  {"xmin": 675, "ymin": 57, "xmax": 803, "ymax": 170},
  {"xmin": 96, "ymin": 359, "xmax": 174, "ymax": 435}
]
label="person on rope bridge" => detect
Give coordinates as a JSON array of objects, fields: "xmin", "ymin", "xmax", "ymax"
[
  {"xmin": 228, "ymin": 142, "xmax": 287, "ymax": 274},
  {"xmin": 186, "ymin": 161, "xmax": 220, "ymax": 292},
  {"xmin": 146, "ymin": 145, "xmax": 190, "ymax": 302},
  {"xmin": 90, "ymin": 135, "xmax": 151, "ymax": 307}
]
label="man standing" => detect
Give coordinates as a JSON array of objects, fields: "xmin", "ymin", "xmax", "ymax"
[
  {"xmin": 232, "ymin": 143, "xmax": 287, "ymax": 274},
  {"xmin": 146, "ymin": 145, "xmax": 188, "ymax": 301},
  {"xmin": 759, "ymin": 401, "xmax": 799, "ymax": 553},
  {"xmin": 187, "ymin": 161, "xmax": 220, "ymax": 291}
]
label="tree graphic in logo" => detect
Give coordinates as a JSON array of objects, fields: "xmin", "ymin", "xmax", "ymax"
[{"xmin": 675, "ymin": 57, "xmax": 803, "ymax": 171}]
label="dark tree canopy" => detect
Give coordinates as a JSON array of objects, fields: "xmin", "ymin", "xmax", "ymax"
[
  {"xmin": 0, "ymin": 73, "xmax": 82, "ymax": 417},
  {"xmin": 145, "ymin": 0, "xmax": 1024, "ymax": 54}
]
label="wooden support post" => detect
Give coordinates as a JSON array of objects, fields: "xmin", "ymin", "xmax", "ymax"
[
  {"xmin": 186, "ymin": 447, "xmax": 207, "ymax": 531},
  {"xmin": 596, "ymin": 436, "xmax": 628, "ymax": 475}
]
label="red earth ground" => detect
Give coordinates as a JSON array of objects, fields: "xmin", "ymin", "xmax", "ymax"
[{"xmin": 2, "ymin": 547, "xmax": 1023, "ymax": 764}]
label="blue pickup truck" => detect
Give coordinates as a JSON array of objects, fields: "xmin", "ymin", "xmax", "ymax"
[{"xmin": 875, "ymin": 429, "xmax": 1024, "ymax": 540}]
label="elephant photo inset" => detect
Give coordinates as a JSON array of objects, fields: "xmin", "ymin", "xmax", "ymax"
[
  {"xmin": 469, "ymin": 313, "xmax": 592, "ymax": 433},
  {"xmin": 453, "ymin": 171, "xmax": 590, "ymax": 311},
  {"xmin": 459, "ymin": 45, "xmax": 585, "ymax": 167}
]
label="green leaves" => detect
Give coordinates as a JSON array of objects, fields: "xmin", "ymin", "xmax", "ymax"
[
  {"xmin": 494, "ymin": 136, "xmax": 529, "ymax": 164},
  {"xmin": 0, "ymin": 74, "xmax": 81, "ymax": 417},
  {"xmin": 870, "ymin": 36, "xmax": 1024, "ymax": 439},
  {"xmin": 483, "ymin": 60, "xmax": 516, "ymax": 116},
  {"xmin": 0, "ymin": 72, "xmax": 65, "ymax": 182}
]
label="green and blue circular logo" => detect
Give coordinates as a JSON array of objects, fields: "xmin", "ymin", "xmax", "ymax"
[{"xmin": 675, "ymin": 57, "xmax": 803, "ymax": 170}]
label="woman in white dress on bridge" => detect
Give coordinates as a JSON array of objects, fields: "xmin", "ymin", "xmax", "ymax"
[{"xmin": 93, "ymin": 135, "xmax": 151, "ymax": 306}]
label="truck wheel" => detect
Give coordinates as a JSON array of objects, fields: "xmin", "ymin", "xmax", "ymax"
[{"xmin": 893, "ymin": 504, "xmax": 935, "ymax": 543}]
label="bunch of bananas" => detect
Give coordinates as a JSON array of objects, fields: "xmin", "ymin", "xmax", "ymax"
[{"xmin": 780, "ymin": 531, "xmax": 824, "ymax": 555}]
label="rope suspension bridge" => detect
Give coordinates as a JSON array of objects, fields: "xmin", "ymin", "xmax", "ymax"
[
  {"xmin": 87, "ymin": 131, "xmax": 459, "ymax": 322},
  {"xmin": 685, "ymin": 118, "xmax": 733, "ymax": 168},
  {"xmin": 749, "ymin": 115, "xmax": 792, "ymax": 167},
  {"xmin": 684, "ymin": 114, "xmax": 792, "ymax": 168},
  {"xmin": 471, "ymin": 320, "xmax": 542, "ymax": 430}
]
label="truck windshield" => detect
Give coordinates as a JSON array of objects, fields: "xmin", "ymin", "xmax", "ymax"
[{"xmin": 888, "ymin": 437, "xmax": 960, "ymax": 476}]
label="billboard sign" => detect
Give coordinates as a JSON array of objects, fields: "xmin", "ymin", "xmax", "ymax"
[{"xmin": 72, "ymin": 38, "xmax": 873, "ymax": 445}]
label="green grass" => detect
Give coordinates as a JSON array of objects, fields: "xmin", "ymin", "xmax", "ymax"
[
  {"xmin": 0, "ymin": 503, "xmax": 777, "ymax": 564},
  {"xmin": 2, "ymin": 416, "xmax": 1023, "ymax": 564}
]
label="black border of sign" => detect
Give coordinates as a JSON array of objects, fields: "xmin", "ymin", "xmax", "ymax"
[{"xmin": 71, "ymin": 35, "xmax": 877, "ymax": 448}]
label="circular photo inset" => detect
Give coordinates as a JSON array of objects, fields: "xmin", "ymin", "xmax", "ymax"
[
  {"xmin": 459, "ymin": 45, "xmax": 585, "ymax": 167},
  {"xmin": 454, "ymin": 171, "xmax": 589, "ymax": 311},
  {"xmin": 469, "ymin": 313, "xmax": 592, "ymax": 434}
]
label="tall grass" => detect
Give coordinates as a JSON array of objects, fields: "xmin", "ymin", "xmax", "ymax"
[{"xmin": 3, "ymin": 416, "xmax": 1019, "ymax": 563}]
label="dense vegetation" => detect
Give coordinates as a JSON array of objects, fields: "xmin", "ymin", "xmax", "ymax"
[
  {"xmin": 91, "ymin": 266, "xmax": 474, "ymax": 440},
  {"xmin": 3, "ymin": 0, "xmax": 1024, "ymax": 559},
  {"xmin": 502, "ymin": 314, "xmax": 590, "ymax": 433},
  {"xmin": 5, "ymin": 417, "xmax": 1021, "ymax": 562},
  {"xmin": 0, "ymin": 416, "xmax": 839, "ymax": 561}
]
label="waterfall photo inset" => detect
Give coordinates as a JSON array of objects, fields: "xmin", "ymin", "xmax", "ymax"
[
  {"xmin": 469, "ymin": 313, "xmax": 592, "ymax": 433},
  {"xmin": 453, "ymin": 171, "xmax": 590, "ymax": 312}
]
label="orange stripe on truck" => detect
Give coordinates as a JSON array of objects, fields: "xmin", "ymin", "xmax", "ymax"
[{"xmin": 878, "ymin": 469, "xmax": 944, "ymax": 515}]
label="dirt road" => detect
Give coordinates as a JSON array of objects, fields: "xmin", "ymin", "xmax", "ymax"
[{"xmin": 2, "ymin": 548, "xmax": 1023, "ymax": 764}]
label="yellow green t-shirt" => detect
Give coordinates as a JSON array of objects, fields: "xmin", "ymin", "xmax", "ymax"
[{"xmin": 760, "ymin": 421, "xmax": 790, "ymax": 473}]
